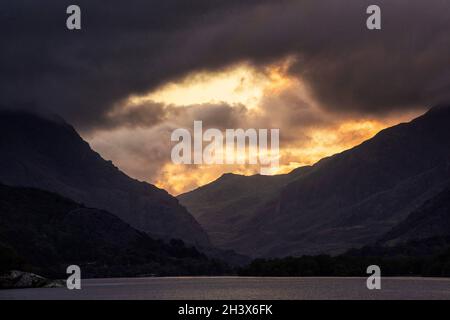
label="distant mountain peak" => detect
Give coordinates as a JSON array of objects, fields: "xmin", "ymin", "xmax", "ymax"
[{"xmin": 180, "ymin": 106, "xmax": 450, "ymax": 257}]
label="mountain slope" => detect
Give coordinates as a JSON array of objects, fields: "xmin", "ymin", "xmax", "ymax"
[
  {"xmin": 180, "ymin": 106, "xmax": 450, "ymax": 257},
  {"xmin": 178, "ymin": 168, "xmax": 311, "ymax": 247},
  {"xmin": 0, "ymin": 184, "xmax": 226, "ymax": 278},
  {"xmin": 381, "ymin": 182, "xmax": 450, "ymax": 245},
  {"xmin": 0, "ymin": 111, "xmax": 209, "ymax": 246}
]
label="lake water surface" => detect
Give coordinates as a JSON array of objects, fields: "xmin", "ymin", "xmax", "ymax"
[{"xmin": 1, "ymin": 277, "xmax": 450, "ymax": 300}]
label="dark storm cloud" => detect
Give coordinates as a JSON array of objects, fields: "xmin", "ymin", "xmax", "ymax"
[
  {"xmin": 100, "ymin": 102, "xmax": 167, "ymax": 130},
  {"xmin": 1, "ymin": 0, "xmax": 449, "ymax": 130},
  {"xmin": 0, "ymin": 0, "xmax": 264, "ymax": 129}
]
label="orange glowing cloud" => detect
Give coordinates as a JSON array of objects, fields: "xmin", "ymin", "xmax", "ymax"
[{"xmin": 85, "ymin": 58, "xmax": 422, "ymax": 195}]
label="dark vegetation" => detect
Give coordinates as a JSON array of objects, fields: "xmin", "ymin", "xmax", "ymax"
[{"xmin": 238, "ymin": 237, "xmax": 450, "ymax": 277}]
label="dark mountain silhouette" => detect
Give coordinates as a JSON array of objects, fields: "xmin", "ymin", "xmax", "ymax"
[
  {"xmin": 0, "ymin": 184, "xmax": 228, "ymax": 278},
  {"xmin": 180, "ymin": 106, "xmax": 450, "ymax": 257},
  {"xmin": 381, "ymin": 182, "xmax": 450, "ymax": 245},
  {"xmin": 0, "ymin": 111, "xmax": 209, "ymax": 246},
  {"xmin": 178, "ymin": 168, "xmax": 311, "ymax": 248}
]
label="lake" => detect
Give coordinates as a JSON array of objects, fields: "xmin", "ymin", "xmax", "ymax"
[{"xmin": 1, "ymin": 277, "xmax": 450, "ymax": 300}]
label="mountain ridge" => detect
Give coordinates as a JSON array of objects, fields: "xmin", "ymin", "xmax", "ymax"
[
  {"xmin": 0, "ymin": 110, "xmax": 210, "ymax": 246},
  {"xmin": 180, "ymin": 105, "xmax": 450, "ymax": 257},
  {"xmin": 0, "ymin": 183, "xmax": 227, "ymax": 278}
]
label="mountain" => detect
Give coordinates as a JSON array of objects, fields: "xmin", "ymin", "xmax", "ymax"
[
  {"xmin": 180, "ymin": 106, "xmax": 450, "ymax": 257},
  {"xmin": 381, "ymin": 182, "xmax": 450, "ymax": 245},
  {"xmin": 0, "ymin": 184, "xmax": 227, "ymax": 278},
  {"xmin": 0, "ymin": 111, "xmax": 209, "ymax": 246},
  {"xmin": 178, "ymin": 167, "xmax": 311, "ymax": 248}
]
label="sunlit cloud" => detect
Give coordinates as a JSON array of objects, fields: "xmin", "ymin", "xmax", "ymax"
[
  {"xmin": 128, "ymin": 63, "xmax": 269, "ymax": 110},
  {"xmin": 84, "ymin": 58, "xmax": 423, "ymax": 195}
]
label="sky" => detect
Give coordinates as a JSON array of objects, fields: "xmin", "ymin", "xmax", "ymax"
[{"xmin": 1, "ymin": 0, "xmax": 450, "ymax": 194}]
